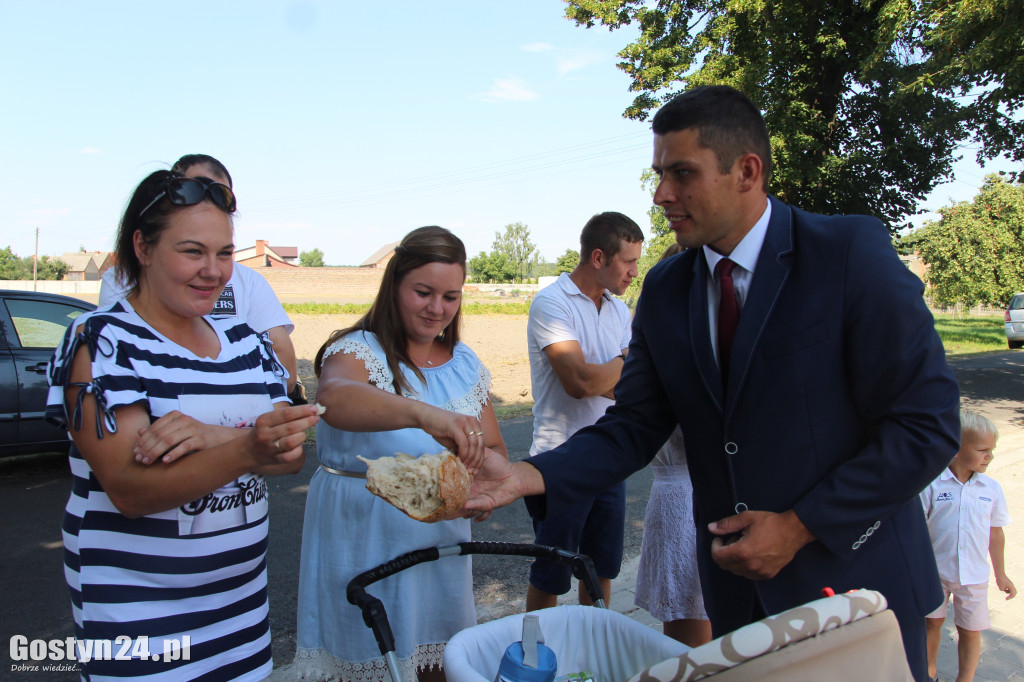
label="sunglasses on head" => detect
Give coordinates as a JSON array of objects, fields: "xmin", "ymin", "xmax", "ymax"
[{"xmin": 138, "ymin": 176, "xmax": 237, "ymax": 218}]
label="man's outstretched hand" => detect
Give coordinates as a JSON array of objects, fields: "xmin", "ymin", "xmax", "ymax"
[{"xmin": 463, "ymin": 449, "xmax": 545, "ymax": 514}]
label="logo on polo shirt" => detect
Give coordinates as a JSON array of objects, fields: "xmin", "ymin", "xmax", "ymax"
[
  {"xmin": 980, "ymin": 496, "xmax": 992, "ymax": 502},
  {"xmin": 936, "ymin": 492, "xmax": 954, "ymax": 502}
]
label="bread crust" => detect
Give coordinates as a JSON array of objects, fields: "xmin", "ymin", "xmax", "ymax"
[
  {"xmin": 360, "ymin": 452, "xmax": 471, "ymax": 523},
  {"xmin": 424, "ymin": 453, "xmax": 472, "ymax": 522}
]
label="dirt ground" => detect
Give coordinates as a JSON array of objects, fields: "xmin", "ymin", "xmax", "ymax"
[{"xmin": 289, "ymin": 313, "xmax": 532, "ymax": 408}]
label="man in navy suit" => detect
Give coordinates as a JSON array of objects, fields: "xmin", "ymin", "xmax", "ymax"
[{"xmin": 467, "ymin": 85, "xmax": 960, "ymax": 680}]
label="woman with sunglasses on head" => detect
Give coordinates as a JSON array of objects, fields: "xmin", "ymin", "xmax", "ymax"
[
  {"xmin": 47, "ymin": 170, "xmax": 321, "ymax": 681},
  {"xmin": 99, "ymin": 154, "xmax": 304, "ymax": 407},
  {"xmin": 293, "ymin": 226, "xmax": 507, "ymax": 682}
]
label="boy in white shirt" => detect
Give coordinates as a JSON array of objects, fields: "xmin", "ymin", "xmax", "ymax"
[{"xmin": 920, "ymin": 409, "xmax": 1016, "ymax": 682}]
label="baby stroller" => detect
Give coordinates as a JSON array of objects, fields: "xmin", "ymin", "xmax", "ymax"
[
  {"xmin": 346, "ymin": 541, "xmax": 687, "ymax": 682},
  {"xmin": 349, "ymin": 542, "xmax": 913, "ymax": 681}
]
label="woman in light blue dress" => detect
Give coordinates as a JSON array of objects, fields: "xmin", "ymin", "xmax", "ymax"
[{"xmin": 294, "ymin": 226, "xmax": 508, "ymax": 682}]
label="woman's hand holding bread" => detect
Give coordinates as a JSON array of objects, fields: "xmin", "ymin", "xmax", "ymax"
[{"xmin": 415, "ymin": 405, "xmax": 487, "ymax": 474}]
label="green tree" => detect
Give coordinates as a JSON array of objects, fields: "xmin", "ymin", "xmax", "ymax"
[
  {"xmin": 902, "ymin": 174, "xmax": 1024, "ymax": 307},
  {"xmin": 468, "ymin": 250, "xmax": 516, "ymax": 283},
  {"xmin": 907, "ymin": 0, "xmax": 1024, "ymax": 168},
  {"xmin": 492, "ymin": 222, "xmax": 538, "ymax": 283},
  {"xmin": 530, "ymin": 258, "xmax": 559, "ymax": 279},
  {"xmin": 554, "ymin": 249, "xmax": 580, "ymax": 274},
  {"xmin": 0, "ymin": 247, "xmax": 28, "ymax": 279},
  {"xmin": 26, "ymin": 255, "xmax": 69, "ymax": 280},
  {"xmin": 299, "ymin": 248, "xmax": 325, "ymax": 267},
  {"xmin": 564, "ymin": 0, "xmax": 966, "ymax": 231},
  {"xmin": 625, "ymin": 169, "xmax": 676, "ymax": 300}
]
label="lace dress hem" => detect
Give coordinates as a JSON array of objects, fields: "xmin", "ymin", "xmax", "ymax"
[{"xmin": 286, "ymin": 643, "xmax": 446, "ymax": 682}]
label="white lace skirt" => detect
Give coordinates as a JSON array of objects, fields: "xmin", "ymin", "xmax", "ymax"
[
  {"xmin": 284, "ymin": 642, "xmax": 445, "ymax": 682},
  {"xmin": 634, "ymin": 464, "xmax": 708, "ymax": 622}
]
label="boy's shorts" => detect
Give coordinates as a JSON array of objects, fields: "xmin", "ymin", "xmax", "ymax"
[
  {"xmin": 927, "ymin": 579, "xmax": 990, "ymax": 631},
  {"xmin": 529, "ymin": 482, "xmax": 626, "ymax": 595}
]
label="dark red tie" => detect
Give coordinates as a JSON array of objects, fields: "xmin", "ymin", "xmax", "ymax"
[{"xmin": 716, "ymin": 258, "xmax": 739, "ymax": 379}]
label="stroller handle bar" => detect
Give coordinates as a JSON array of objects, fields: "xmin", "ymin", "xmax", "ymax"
[{"xmin": 346, "ymin": 541, "xmax": 606, "ymax": 660}]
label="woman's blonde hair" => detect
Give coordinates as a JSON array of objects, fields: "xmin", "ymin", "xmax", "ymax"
[{"xmin": 314, "ymin": 226, "xmax": 466, "ymax": 396}]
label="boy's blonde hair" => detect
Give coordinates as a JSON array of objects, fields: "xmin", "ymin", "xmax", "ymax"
[{"xmin": 960, "ymin": 408, "xmax": 998, "ymax": 440}]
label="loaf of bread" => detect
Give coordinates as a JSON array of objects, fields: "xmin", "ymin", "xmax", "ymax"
[{"xmin": 357, "ymin": 451, "xmax": 471, "ymax": 523}]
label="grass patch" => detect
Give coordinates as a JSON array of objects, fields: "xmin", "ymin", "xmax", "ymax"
[
  {"xmin": 933, "ymin": 312, "xmax": 1006, "ymax": 355},
  {"xmin": 284, "ymin": 302, "xmax": 370, "ymax": 315},
  {"xmin": 493, "ymin": 401, "xmax": 534, "ymax": 420},
  {"xmin": 462, "ymin": 302, "xmax": 530, "ymax": 315}
]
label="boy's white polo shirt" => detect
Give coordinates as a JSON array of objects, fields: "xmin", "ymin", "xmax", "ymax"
[{"xmin": 920, "ymin": 468, "xmax": 1012, "ymax": 584}]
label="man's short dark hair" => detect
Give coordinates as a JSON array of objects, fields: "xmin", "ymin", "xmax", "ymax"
[
  {"xmin": 580, "ymin": 212, "xmax": 644, "ymax": 261},
  {"xmin": 652, "ymin": 85, "xmax": 772, "ymax": 191}
]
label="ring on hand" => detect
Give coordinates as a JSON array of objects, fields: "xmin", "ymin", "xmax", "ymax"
[
  {"xmin": 274, "ymin": 439, "xmax": 281, "ymax": 452},
  {"xmin": 466, "ymin": 431, "xmax": 483, "ymax": 437}
]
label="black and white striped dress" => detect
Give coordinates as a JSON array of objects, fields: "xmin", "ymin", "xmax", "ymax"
[{"xmin": 47, "ymin": 300, "xmax": 288, "ymax": 681}]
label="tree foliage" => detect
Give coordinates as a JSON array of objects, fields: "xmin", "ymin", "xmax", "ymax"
[
  {"xmin": 0, "ymin": 247, "xmax": 22, "ymax": 279},
  {"xmin": 33, "ymin": 255, "xmax": 70, "ymax": 280},
  {"xmin": 908, "ymin": 0, "xmax": 1024, "ymax": 167},
  {"xmin": 468, "ymin": 250, "xmax": 516, "ymax": 283},
  {"xmin": 554, "ymin": 249, "xmax": 580, "ymax": 274},
  {"xmin": 902, "ymin": 174, "xmax": 1024, "ymax": 307},
  {"xmin": 563, "ymin": 0, "xmax": 1001, "ymax": 231},
  {"xmin": 491, "ymin": 222, "xmax": 538, "ymax": 283},
  {"xmin": 625, "ymin": 170, "xmax": 676, "ymax": 300},
  {"xmin": 0, "ymin": 247, "xmax": 69, "ymax": 280},
  {"xmin": 299, "ymin": 248, "xmax": 326, "ymax": 267},
  {"xmin": 529, "ymin": 258, "xmax": 560, "ymax": 279}
]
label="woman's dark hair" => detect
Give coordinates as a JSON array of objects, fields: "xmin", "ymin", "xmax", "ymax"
[
  {"xmin": 315, "ymin": 226, "xmax": 467, "ymax": 395},
  {"xmin": 113, "ymin": 169, "xmax": 235, "ymax": 295},
  {"xmin": 172, "ymin": 154, "xmax": 233, "ymax": 188}
]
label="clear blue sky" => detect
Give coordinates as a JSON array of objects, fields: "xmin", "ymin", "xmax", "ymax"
[{"xmin": 0, "ymin": 1, "xmax": 1013, "ymax": 266}]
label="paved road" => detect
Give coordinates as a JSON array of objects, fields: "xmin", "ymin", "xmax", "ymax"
[{"xmin": 2, "ymin": 351, "xmax": 1020, "ymax": 678}]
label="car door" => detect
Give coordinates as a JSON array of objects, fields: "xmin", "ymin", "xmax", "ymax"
[
  {"xmin": 0, "ymin": 294, "xmax": 91, "ymax": 454},
  {"xmin": 0, "ymin": 308, "xmax": 18, "ymax": 449}
]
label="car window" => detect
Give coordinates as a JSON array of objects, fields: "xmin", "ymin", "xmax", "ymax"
[
  {"xmin": 1011, "ymin": 294, "xmax": 1024, "ymax": 310},
  {"xmin": 3, "ymin": 298, "xmax": 87, "ymax": 349}
]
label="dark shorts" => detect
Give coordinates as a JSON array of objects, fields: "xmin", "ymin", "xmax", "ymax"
[{"xmin": 529, "ymin": 482, "xmax": 626, "ymax": 595}]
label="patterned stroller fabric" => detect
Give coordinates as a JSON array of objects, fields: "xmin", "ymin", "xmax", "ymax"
[{"xmin": 628, "ymin": 589, "xmax": 913, "ymax": 682}]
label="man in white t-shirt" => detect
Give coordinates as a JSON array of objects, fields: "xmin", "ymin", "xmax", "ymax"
[{"xmin": 525, "ymin": 211, "xmax": 643, "ymax": 611}]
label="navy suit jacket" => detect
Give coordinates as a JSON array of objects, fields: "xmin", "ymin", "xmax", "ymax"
[{"xmin": 528, "ymin": 196, "xmax": 961, "ymax": 636}]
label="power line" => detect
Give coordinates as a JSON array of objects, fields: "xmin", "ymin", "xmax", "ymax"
[{"xmin": 244, "ymin": 133, "xmax": 651, "ymax": 215}]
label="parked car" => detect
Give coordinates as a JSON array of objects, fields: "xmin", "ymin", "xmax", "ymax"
[
  {"xmin": 0, "ymin": 290, "xmax": 95, "ymax": 456},
  {"xmin": 1006, "ymin": 293, "xmax": 1024, "ymax": 350}
]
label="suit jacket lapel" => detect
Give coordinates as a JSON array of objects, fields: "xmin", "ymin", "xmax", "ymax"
[
  {"xmin": 725, "ymin": 197, "xmax": 795, "ymax": 415},
  {"xmin": 686, "ymin": 250, "xmax": 724, "ymax": 410}
]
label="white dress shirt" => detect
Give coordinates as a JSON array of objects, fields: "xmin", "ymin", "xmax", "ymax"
[{"xmin": 704, "ymin": 199, "xmax": 771, "ymax": 365}]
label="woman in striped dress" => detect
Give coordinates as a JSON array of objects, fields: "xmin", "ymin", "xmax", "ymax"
[{"xmin": 47, "ymin": 169, "xmax": 320, "ymax": 681}]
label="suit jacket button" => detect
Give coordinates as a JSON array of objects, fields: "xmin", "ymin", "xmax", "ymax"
[{"xmin": 724, "ymin": 442, "xmax": 739, "ymax": 455}]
